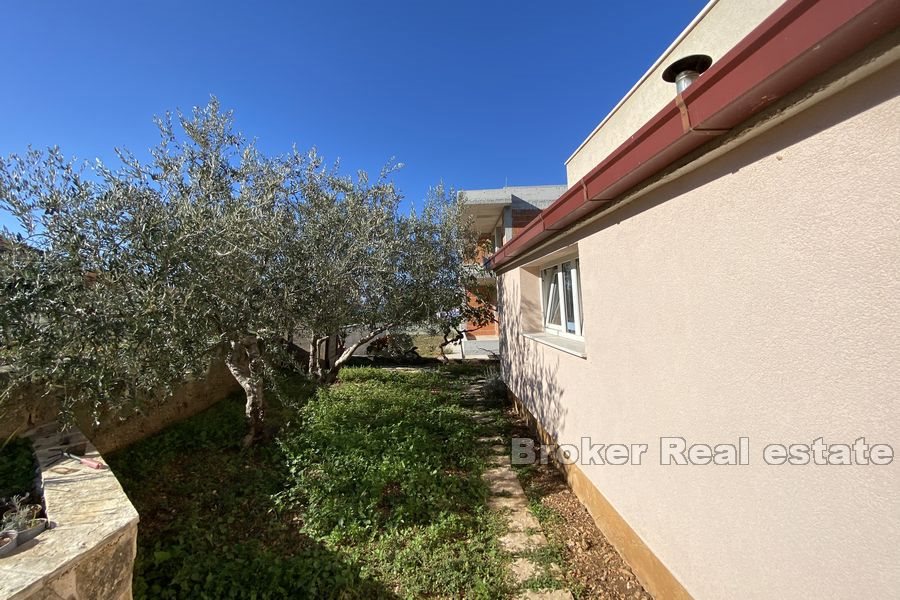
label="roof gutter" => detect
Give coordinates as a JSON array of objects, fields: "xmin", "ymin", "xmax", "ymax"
[
  {"xmin": 564, "ymin": 0, "xmax": 721, "ymax": 166},
  {"xmin": 487, "ymin": 0, "xmax": 900, "ymax": 271}
]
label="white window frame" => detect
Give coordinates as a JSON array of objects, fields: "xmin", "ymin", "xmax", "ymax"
[{"xmin": 540, "ymin": 257, "xmax": 583, "ymax": 340}]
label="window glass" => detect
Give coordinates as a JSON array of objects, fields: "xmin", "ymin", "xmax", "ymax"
[
  {"xmin": 542, "ymin": 266, "xmax": 561, "ymax": 326},
  {"xmin": 562, "ymin": 261, "xmax": 576, "ymax": 334},
  {"xmin": 539, "ymin": 257, "xmax": 583, "ymax": 338}
]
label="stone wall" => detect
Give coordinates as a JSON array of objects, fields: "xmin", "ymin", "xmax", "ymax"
[
  {"xmin": 0, "ymin": 359, "xmax": 241, "ymax": 454},
  {"xmin": 0, "ymin": 359, "xmax": 241, "ymax": 599},
  {"xmin": 0, "ymin": 426, "xmax": 139, "ymax": 600}
]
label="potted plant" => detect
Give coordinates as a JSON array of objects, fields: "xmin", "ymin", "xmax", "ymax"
[
  {"xmin": 1, "ymin": 495, "xmax": 47, "ymax": 544},
  {"xmin": 0, "ymin": 530, "xmax": 17, "ymax": 558}
]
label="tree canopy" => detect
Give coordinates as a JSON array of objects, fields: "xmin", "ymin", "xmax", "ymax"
[{"xmin": 0, "ymin": 98, "xmax": 491, "ymax": 443}]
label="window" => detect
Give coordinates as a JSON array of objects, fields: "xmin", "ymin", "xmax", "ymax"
[
  {"xmin": 494, "ymin": 226, "xmax": 504, "ymax": 250},
  {"xmin": 540, "ymin": 258, "xmax": 583, "ymax": 338}
]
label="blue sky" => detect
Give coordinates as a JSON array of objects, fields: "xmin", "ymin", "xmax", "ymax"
[{"xmin": 1, "ymin": 1, "xmax": 707, "ymax": 225}]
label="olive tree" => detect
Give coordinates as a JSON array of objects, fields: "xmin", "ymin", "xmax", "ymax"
[
  {"xmin": 293, "ymin": 180, "xmax": 493, "ymax": 382},
  {"xmin": 0, "ymin": 100, "xmax": 312, "ymax": 444},
  {"xmin": 0, "ymin": 98, "xmax": 486, "ymax": 441},
  {"xmin": 282, "ymin": 154, "xmax": 406, "ymax": 382}
]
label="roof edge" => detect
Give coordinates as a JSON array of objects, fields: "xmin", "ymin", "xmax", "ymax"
[
  {"xmin": 564, "ymin": 0, "xmax": 721, "ymax": 166},
  {"xmin": 488, "ymin": 0, "xmax": 900, "ymax": 271}
]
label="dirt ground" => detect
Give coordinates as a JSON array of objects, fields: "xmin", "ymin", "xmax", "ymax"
[{"xmin": 507, "ymin": 407, "xmax": 653, "ymax": 600}]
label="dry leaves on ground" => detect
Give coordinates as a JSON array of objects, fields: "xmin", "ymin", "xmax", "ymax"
[{"xmin": 508, "ymin": 408, "xmax": 653, "ymax": 600}]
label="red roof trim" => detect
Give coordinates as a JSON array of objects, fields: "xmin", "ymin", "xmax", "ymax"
[{"xmin": 487, "ymin": 0, "xmax": 900, "ymax": 270}]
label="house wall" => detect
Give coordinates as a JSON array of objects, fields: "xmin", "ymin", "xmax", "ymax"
[
  {"xmin": 565, "ymin": 0, "xmax": 784, "ymax": 185},
  {"xmin": 499, "ymin": 57, "xmax": 900, "ymax": 599}
]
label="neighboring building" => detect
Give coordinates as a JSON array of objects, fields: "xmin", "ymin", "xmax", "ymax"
[
  {"xmin": 459, "ymin": 185, "xmax": 566, "ymax": 357},
  {"xmin": 488, "ymin": 1, "xmax": 900, "ymax": 599}
]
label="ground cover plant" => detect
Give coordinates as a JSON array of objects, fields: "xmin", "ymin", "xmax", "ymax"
[{"xmin": 108, "ymin": 365, "xmax": 511, "ymax": 599}]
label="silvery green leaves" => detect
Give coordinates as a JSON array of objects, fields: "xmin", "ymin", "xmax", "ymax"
[
  {"xmin": 0, "ymin": 99, "xmax": 306, "ymax": 443},
  {"xmin": 0, "ymin": 98, "xmax": 478, "ymax": 442}
]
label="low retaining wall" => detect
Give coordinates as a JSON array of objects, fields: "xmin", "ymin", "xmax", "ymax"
[
  {"xmin": 0, "ymin": 425, "xmax": 138, "ymax": 600},
  {"xmin": 0, "ymin": 362, "xmax": 240, "ymax": 598},
  {"xmin": 0, "ymin": 360, "xmax": 241, "ymax": 454}
]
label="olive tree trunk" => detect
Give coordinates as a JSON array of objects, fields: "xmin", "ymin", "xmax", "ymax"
[
  {"xmin": 313, "ymin": 325, "xmax": 394, "ymax": 384},
  {"xmin": 225, "ymin": 336, "xmax": 266, "ymax": 446},
  {"xmin": 308, "ymin": 336, "xmax": 322, "ymax": 379}
]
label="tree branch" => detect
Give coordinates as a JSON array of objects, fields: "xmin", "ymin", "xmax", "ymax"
[{"xmin": 332, "ymin": 323, "xmax": 395, "ymax": 370}]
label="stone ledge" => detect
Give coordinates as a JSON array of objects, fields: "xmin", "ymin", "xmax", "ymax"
[{"xmin": 0, "ymin": 425, "xmax": 138, "ymax": 600}]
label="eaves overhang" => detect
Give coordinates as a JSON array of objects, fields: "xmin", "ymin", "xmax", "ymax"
[{"xmin": 486, "ymin": 0, "xmax": 900, "ymax": 271}]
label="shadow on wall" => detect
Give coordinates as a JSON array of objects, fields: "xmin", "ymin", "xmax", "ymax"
[{"xmin": 498, "ymin": 277, "xmax": 567, "ymax": 441}]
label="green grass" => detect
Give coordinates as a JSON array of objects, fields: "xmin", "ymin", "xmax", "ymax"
[{"xmin": 109, "ymin": 365, "xmax": 511, "ymax": 599}]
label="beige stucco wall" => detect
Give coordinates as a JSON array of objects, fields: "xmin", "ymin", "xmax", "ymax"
[
  {"xmin": 565, "ymin": 0, "xmax": 784, "ymax": 186},
  {"xmin": 500, "ymin": 57, "xmax": 900, "ymax": 599}
]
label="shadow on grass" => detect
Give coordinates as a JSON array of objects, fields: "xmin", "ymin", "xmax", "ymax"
[
  {"xmin": 108, "ymin": 393, "xmax": 397, "ymax": 599},
  {"xmin": 108, "ymin": 363, "xmax": 510, "ymax": 599}
]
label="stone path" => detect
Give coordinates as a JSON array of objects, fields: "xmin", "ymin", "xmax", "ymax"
[{"xmin": 461, "ymin": 380, "xmax": 573, "ymax": 600}]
